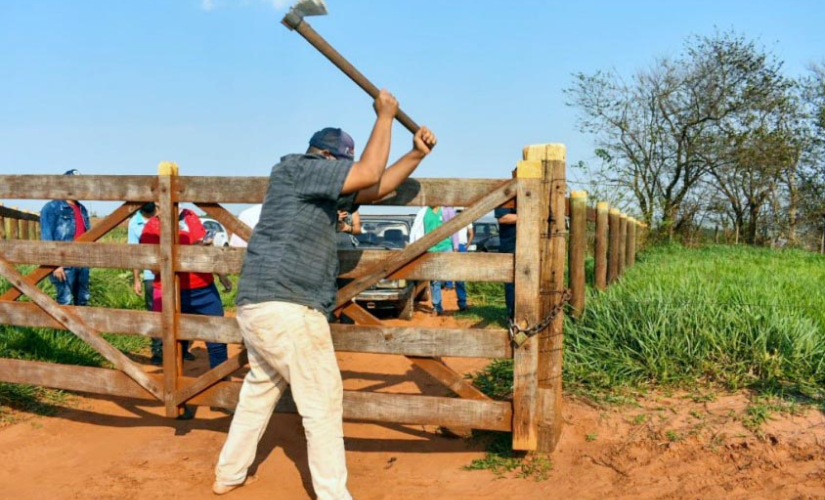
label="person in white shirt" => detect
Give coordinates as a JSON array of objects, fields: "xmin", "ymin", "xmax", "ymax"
[{"xmin": 229, "ymin": 204, "xmax": 263, "ymax": 248}]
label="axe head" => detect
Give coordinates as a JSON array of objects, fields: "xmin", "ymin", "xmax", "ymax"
[{"xmin": 282, "ymin": 0, "xmax": 327, "ymax": 30}]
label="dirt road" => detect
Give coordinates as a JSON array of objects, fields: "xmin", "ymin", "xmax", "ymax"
[{"xmin": 1, "ymin": 292, "xmax": 824, "ymax": 499}]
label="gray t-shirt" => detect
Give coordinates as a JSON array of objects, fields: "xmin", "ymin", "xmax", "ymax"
[{"xmin": 236, "ymin": 153, "xmax": 358, "ymax": 314}]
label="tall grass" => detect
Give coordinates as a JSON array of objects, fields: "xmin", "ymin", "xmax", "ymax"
[
  {"xmin": 565, "ymin": 244, "xmax": 825, "ymax": 397},
  {"xmin": 467, "ymin": 244, "xmax": 825, "ymax": 401}
]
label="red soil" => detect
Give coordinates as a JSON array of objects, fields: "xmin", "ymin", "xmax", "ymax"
[{"xmin": 1, "ymin": 290, "xmax": 824, "ymax": 500}]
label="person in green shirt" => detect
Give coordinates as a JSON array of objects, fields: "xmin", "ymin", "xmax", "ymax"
[{"xmin": 424, "ymin": 206, "xmax": 452, "ymax": 315}]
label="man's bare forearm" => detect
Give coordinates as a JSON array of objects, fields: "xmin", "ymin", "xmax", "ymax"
[{"xmin": 355, "ymin": 149, "xmax": 425, "ymax": 204}]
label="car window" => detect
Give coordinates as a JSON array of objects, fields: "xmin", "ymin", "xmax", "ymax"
[
  {"xmin": 203, "ymin": 221, "xmax": 222, "ymax": 233},
  {"xmin": 475, "ymin": 223, "xmax": 499, "ymax": 238},
  {"xmin": 357, "ymin": 220, "xmax": 410, "ymax": 248}
]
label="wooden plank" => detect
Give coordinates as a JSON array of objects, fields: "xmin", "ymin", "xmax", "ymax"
[
  {"xmin": 195, "ymin": 203, "xmax": 252, "ymax": 243},
  {"xmin": 342, "ymin": 302, "xmax": 490, "ymax": 401},
  {"xmin": 0, "ymin": 241, "xmax": 513, "ymax": 283},
  {"xmin": 0, "ymin": 358, "xmax": 513, "ymax": 431},
  {"xmin": 178, "ymin": 176, "xmax": 511, "ymax": 207},
  {"xmin": 335, "ymin": 180, "xmax": 518, "ymax": 309},
  {"xmin": 27, "ymin": 220, "xmax": 37, "ymax": 241},
  {"xmin": 174, "ymin": 350, "xmax": 248, "ymax": 405},
  {"xmin": 607, "ymin": 208, "xmax": 621, "ymax": 285},
  {"xmin": 0, "ymin": 255, "xmax": 163, "ymax": 400},
  {"xmin": 18, "ymin": 218, "xmax": 28, "ymax": 241},
  {"xmin": 627, "ymin": 219, "xmax": 637, "ymax": 267},
  {"xmin": 0, "ymin": 175, "xmax": 157, "ymax": 201},
  {"xmin": 8, "ymin": 212, "xmax": 19, "ymax": 240},
  {"xmin": 0, "ymin": 205, "xmax": 39, "ymax": 222},
  {"xmin": 0, "ymin": 201, "xmax": 144, "ymax": 302},
  {"xmin": 158, "ymin": 165, "xmax": 183, "ymax": 417},
  {"xmin": 594, "ymin": 202, "xmax": 609, "ymax": 291},
  {"xmin": 0, "ymin": 203, "xmax": 5, "ymax": 240},
  {"xmin": 538, "ymin": 145, "xmax": 568, "ymax": 452},
  {"xmin": 511, "ymin": 158, "xmax": 544, "ymax": 451},
  {"xmin": 618, "ymin": 213, "xmax": 628, "ymax": 278},
  {"xmin": 568, "ymin": 191, "xmax": 587, "ymax": 317},
  {"xmin": 0, "ymin": 301, "xmax": 511, "ymax": 358}
]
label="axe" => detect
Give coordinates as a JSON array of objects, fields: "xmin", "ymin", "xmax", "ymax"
[{"xmin": 282, "ymin": 0, "xmax": 421, "ymax": 134}]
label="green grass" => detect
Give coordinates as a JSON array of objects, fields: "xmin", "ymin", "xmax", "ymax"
[
  {"xmin": 0, "ymin": 266, "xmax": 152, "ymax": 420},
  {"xmin": 466, "ymin": 243, "xmax": 825, "ymax": 474}
]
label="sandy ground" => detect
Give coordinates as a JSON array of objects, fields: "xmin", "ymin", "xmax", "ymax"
[{"xmin": 2, "ymin": 290, "xmax": 825, "ymax": 500}]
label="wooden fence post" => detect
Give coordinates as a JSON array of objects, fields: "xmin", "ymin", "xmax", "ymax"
[
  {"xmin": 594, "ymin": 202, "xmax": 608, "ymax": 291},
  {"xmin": 627, "ymin": 219, "xmax": 637, "ymax": 267},
  {"xmin": 9, "ymin": 209, "xmax": 19, "ymax": 241},
  {"xmin": 19, "ymin": 217, "xmax": 28, "ymax": 241},
  {"xmin": 27, "ymin": 216, "xmax": 37, "ymax": 241},
  {"xmin": 512, "ymin": 143, "xmax": 566, "ymax": 453},
  {"xmin": 568, "ymin": 191, "xmax": 586, "ymax": 317},
  {"xmin": 0, "ymin": 203, "xmax": 5, "ymax": 240},
  {"xmin": 607, "ymin": 208, "xmax": 620, "ymax": 285},
  {"xmin": 618, "ymin": 213, "xmax": 628, "ymax": 278},
  {"xmin": 158, "ymin": 161, "xmax": 183, "ymax": 418}
]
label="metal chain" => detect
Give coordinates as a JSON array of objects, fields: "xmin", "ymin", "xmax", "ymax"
[{"xmin": 508, "ymin": 288, "xmax": 572, "ymax": 346}]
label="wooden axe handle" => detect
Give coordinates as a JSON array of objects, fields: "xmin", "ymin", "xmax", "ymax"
[{"xmin": 286, "ymin": 19, "xmax": 421, "ymax": 134}]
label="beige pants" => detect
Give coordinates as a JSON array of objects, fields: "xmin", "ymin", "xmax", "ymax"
[{"xmin": 215, "ymin": 301, "xmax": 352, "ymax": 500}]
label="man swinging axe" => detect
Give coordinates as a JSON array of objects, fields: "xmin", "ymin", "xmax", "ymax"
[{"xmin": 213, "ymin": 90, "xmax": 437, "ymax": 499}]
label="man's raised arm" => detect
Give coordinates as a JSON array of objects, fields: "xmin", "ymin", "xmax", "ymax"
[
  {"xmin": 341, "ymin": 90, "xmax": 399, "ymax": 194},
  {"xmin": 355, "ymin": 126, "xmax": 438, "ymax": 204}
]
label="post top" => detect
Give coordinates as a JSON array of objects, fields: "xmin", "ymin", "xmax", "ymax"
[
  {"xmin": 158, "ymin": 161, "xmax": 179, "ymax": 176},
  {"xmin": 522, "ymin": 143, "xmax": 566, "ymax": 162},
  {"xmin": 609, "ymin": 208, "xmax": 620, "ymax": 215},
  {"xmin": 516, "ymin": 160, "xmax": 542, "ymax": 179},
  {"xmin": 596, "ymin": 201, "xmax": 608, "ymax": 210},
  {"xmin": 620, "ymin": 213, "xmax": 628, "ymax": 218},
  {"xmin": 570, "ymin": 190, "xmax": 587, "ymax": 199}
]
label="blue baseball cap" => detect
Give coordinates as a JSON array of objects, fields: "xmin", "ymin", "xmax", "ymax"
[{"xmin": 309, "ymin": 128, "xmax": 355, "ymax": 160}]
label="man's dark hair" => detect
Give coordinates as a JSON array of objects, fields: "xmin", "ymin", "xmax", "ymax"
[{"xmin": 140, "ymin": 202, "xmax": 157, "ymax": 216}]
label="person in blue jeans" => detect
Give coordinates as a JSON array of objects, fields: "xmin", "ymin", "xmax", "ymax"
[
  {"xmin": 40, "ymin": 169, "xmax": 91, "ymax": 306},
  {"xmin": 454, "ymin": 218, "xmax": 474, "ymax": 312},
  {"xmin": 423, "ymin": 206, "xmax": 452, "ymax": 315},
  {"xmin": 495, "ymin": 207, "xmax": 517, "ymax": 319}
]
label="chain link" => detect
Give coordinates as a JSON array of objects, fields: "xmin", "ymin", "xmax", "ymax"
[{"xmin": 508, "ymin": 288, "xmax": 572, "ymax": 347}]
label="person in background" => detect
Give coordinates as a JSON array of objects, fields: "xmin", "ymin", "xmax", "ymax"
[
  {"xmin": 139, "ymin": 208, "xmax": 229, "ymax": 369},
  {"xmin": 336, "ymin": 209, "xmax": 361, "ymax": 249},
  {"xmin": 40, "ymin": 169, "xmax": 91, "ymax": 306},
  {"xmin": 214, "ymin": 90, "xmax": 437, "ymax": 499},
  {"xmin": 495, "ymin": 207, "xmax": 517, "ymax": 319},
  {"xmin": 228, "ymin": 204, "xmax": 263, "ymax": 248},
  {"xmin": 454, "ymin": 211, "xmax": 474, "ymax": 312},
  {"xmin": 127, "ymin": 202, "xmax": 181, "ymax": 366},
  {"xmin": 420, "ymin": 206, "xmax": 452, "ymax": 316}
]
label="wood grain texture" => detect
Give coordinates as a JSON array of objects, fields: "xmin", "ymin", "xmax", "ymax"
[
  {"xmin": 158, "ymin": 173, "xmax": 182, "ymax": 417},
  {"xmin": 0, "ymin": 256, "xmax": 163, "ymax": 400},
  {"xmin": 512, "ymin": 173, "xmax": 542, "ymax": 450},
  {"xmin": 607, "ymin": 209, "xmax": 621, "ymax": 285},
  {"xmin": 0, "ymin": 175, "xmax": 158, "ymax": 201},
  {"xmin": 568, "ymin": 192, "xmax": 587, "ymax": 317},
  {"xmin": 627, "ymin": 219, "xmax": 637, "ymax": 267},
  {"xmin": 618, "ymin": 214, "xmax": 628, "ymax": 277},
  {"xmin": 594, "ymin": 202, "xmax": 609, "ymax": 291},
  {"xmin": 0, "ymin": 301, "xmax": 510, "ymax": 358},
  {"xmin": 177, "ymin": 176, "xmax": 510, "ymax": 207},
  {"xmin": 0, "ymin": 358, "xmax": 513, "ymax": 431}
]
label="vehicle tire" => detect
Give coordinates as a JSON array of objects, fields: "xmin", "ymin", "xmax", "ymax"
[{"xmin": 398, "ymin": 292, "xmax": 415, "ymax": 321}]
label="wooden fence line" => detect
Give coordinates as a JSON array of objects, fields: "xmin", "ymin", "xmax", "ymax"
[
  {"xmin": 0, "ymin": 204, "xmax": 39, "ymax": 242},
  {"xmin": 0, "ymin": 156, "xmax": 562, "ymax": 452},
  {"xmin": 564, "ymin": 196, "xmax": 647, "ymax": 319}
]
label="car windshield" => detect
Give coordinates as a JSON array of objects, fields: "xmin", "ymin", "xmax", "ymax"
[
  {"xmin": 203, "ymin": 221, "xmax": 223, "ymax": 234},
  {"xmin": 475, "ymin": 223, "xmax": 499, "ymax": 238},
  {"xmin": 357, "ymin": 220, "xmax": 410, "ymax": 249}
]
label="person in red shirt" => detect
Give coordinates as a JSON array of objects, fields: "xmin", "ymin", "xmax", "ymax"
[{"xmin": 140, "ymin": 208, "xmax": 229, "ymax": 369}]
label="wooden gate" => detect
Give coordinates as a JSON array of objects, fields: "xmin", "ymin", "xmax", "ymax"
[{"xmin": 0, "ymin": 143, "xmax": 567, "ymax": 452}]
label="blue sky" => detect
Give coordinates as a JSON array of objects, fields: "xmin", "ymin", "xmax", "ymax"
[{"xmin": 1, "ymin": 0, "xmax": 823, "ymax": 214}]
